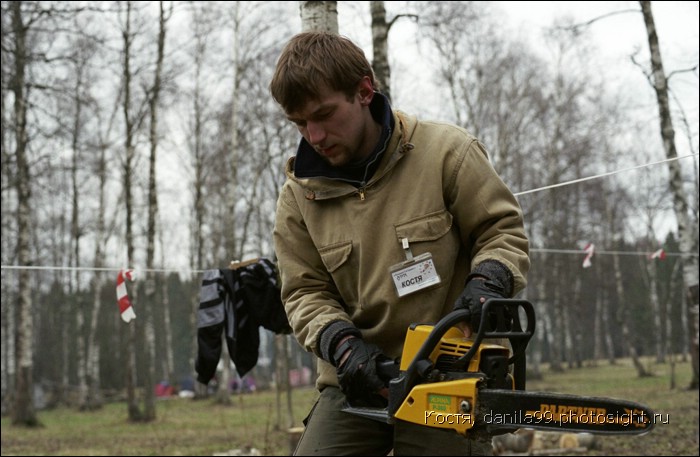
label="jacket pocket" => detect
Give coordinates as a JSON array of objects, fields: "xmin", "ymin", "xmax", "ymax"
[
  {"xmin": 394, "ymin": 210, "xmax": 459, "ymax": 281},
  {"xmin": 318, "ymin": 240, "xmax": 359, "ymax": 311},
  {"xmin": 394, "ymin": 209, "xmax": 453, "ymax": 242},
  {"xmin": 318, "ymin": 240, "xmax": 353, "ymax": 273}
]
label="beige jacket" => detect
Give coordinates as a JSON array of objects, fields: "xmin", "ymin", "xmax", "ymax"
[{"xmin": 273, "ymin": 110, "xmax": 530, "ymax": 389}]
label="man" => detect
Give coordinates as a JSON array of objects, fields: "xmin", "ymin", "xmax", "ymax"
[{"xmin": 271, "ymin": 31, "xmax": 529, "ymax": 456}]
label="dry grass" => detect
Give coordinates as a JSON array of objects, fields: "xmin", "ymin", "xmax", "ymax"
[
  {"xmin": 1, "ymin": 357, "xmax": 697, "ymax": 456},
  {"xmin": 526, "ymin": 357, "xmax": 698, "ymax": 456},
  {"xmin": 1, "ymin": 387, "xmax": 319, "ymax": 456}
]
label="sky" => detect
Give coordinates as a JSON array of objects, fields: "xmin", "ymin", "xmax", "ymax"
[
  {"xmin": 494, "ymin": 0, "xmax": 699, "ymax": 225},
  {"xmin": 498, "ymin": 1, "xmax": 698, "ymax": 93},
  {"xmin": 374, "ymin": 1, "xmax": 699, "ymax": 122}
]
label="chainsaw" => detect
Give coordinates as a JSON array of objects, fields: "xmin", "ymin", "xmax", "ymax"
[{"xmin": 344, "ymin": 299, "xmax": 655, "ymax": 436}]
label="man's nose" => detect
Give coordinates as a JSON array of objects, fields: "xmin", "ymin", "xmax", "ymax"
[{"xmin": 306, "ymin": 121, "xmax": 326, "ymax": 145}]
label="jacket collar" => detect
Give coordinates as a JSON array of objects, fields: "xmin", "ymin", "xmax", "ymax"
[{"xmin": 292, "ymin": 92, "xmax": 395, "ymax": 187}]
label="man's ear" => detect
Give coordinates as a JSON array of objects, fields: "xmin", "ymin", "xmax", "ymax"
[{"xmin": 357, "ymin": 76, "xmax": 375, "ymax": 106}]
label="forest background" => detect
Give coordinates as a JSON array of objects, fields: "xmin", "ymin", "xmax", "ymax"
[{"xmin": 1, "ymin": 0, "xmax": 698, "ymax": 436}]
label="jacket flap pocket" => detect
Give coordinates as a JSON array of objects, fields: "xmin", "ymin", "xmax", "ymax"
[
  {"xmin": 318, "ymin": 241, "xmax": 353, "ymax": 273},
  {"xmin": 395, "ymin": 210, "xmax": 453, "ymax": 242}
]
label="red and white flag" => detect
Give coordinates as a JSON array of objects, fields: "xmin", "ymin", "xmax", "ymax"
[
  {"xmin": 649, "ymin": 248, "xmax": 666, "ymax": 260},
  {"xmin": 116, "ymin": 269, "xmax": 137, "ymax": 323},
  {"xmin": 582, "ymin": 243, "xmax": 595, "ymax": 268}
]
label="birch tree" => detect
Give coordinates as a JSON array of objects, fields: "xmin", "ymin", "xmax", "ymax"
[
  {"xmin": 224, "ymin": 1, "xmax": 242, "ymax": 263},
  {"xmin": 639, "ymin": 0, "xmax": 699, "ymax": 389},
  {"xmin": 66, "ymin": 28, "xmax": 99, "ymax": 411},
  {"xmin": 300, "ymin": 1, "xmax": 337, "ymax": 33},
  {"xmin": 6, "ymin": 0, "xmax": 37, "ymax": 425},
  {"xmin": 118, "ymin": 0, "xmax": 147, "ymax": 421},
  {"xmin": 0, "ymin": 4, "xmax": 13, "ymax": 413},
  {"xmin": 142, "ymin": 0, "xmax": 172, "ymax": 421},
  {"xmin": 184, "ymin": 0, "xmax": 218, "ymax": 393}
]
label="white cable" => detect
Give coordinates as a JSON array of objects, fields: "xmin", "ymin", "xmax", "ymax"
[
  {"xmin": 0, "ymin": 265, "xmax": 206, "ymax": 273},
  {"xmin": 1, "ymin": 248, "xmax": 695, "ymax": 273},
  {"xmin": 531, "ymin": 248, "xmax": 697, "ymax": 257},
  {"xmin": 514, "ymin": 153, "xmax": 698, "ymax": 196}
]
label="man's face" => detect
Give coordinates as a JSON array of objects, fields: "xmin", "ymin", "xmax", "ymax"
[{"xmin": 286, "ymin": 80, "xmax": 375, "ymax": 167}]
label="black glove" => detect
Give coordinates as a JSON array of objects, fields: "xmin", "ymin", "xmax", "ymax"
[
  {"xmin": 334, "ymin": 337, "xmax": 390, "ymax": 407},
  {"xmin": 453, "ymin": 275, "xmax": 507, "ymax": 333}
]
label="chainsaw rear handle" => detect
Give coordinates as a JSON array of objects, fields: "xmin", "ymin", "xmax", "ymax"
[
  {"xmin": 388, "ymin": 299, "xmax": 536, "ymax": 418},
  {"xmin": 452, "ymin": 299, "xmax": 535, "ymax": 389},
  {"xmin": 407, "ymin": 298, "xmax": 534, "ymax": 376},
  {"xmin": 453, "ymin": 298, "xmax": 535, "ymax": 371}
]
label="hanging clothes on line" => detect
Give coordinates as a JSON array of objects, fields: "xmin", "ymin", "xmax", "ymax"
[{"xmin": 195, "ymin": 258, "xmax": 291, "ymax": 384}]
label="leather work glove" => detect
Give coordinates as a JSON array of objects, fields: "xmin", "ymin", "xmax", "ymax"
[
  {"xmin": 334, "ymin": 337, "xmax": 390, "ymax": 407},
  {"xmin": 453, "ymin": 275, "xmax": 507, "ymax": 336}
]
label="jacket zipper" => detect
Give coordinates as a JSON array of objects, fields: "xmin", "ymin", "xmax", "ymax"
[{"xmin": 358, "ymin": 188, "xmax": 366, "ymax": 201}]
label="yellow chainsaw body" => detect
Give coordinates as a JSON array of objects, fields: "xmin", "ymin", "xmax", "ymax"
[
  {"xmin": 345, "ymin": 301, "xmax": 654, "ymax": 437},
  {"xmin": 394, "ymin": 324, "xmax": 513, "ymax": 433}
]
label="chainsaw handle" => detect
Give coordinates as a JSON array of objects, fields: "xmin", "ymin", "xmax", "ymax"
[{"xmin": 452, "ymin": 299, "xmax": 535, "ymax": 388}]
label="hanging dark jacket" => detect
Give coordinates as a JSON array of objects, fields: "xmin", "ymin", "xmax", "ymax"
[{"xmin": 195, "ymin": 258, "xmax": 291, "ymax": 384}]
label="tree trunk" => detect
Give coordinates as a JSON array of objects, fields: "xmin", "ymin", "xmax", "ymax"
[
  {"xmin": 665, "ymin": 259, "xmax": 682, "ymax": 388},
  {"xmin": 225, "ymin": 2, "xmax": 241, "ymax": 260},
  {"xmin": 121, "ymin": 1, "xmax": 142, "ymax": 421},
  {"xmin": 530, "ymin": 278, "xmax": 551, "ymax": 379},
  {"xmin": 216, "ymin": 339, "xmax": 232, "ymax": 405},
  {"xmin": 1, "ymin": 270, "xmax": 16, "ymax": 416},
  {"xmin": 10, "ymin": 0, "xmax": 38, "ymax": 427},
  {"xmin": 68, "ymin": 36, "xmax": 89, "ymax": 411},
  {"xmin": 646, "ymin": 256, "xmax": 664, "ymax": 362},
  {"xmin": 612, "ymin": 251, "xmax": 651, "ymax": 377},
  {"xmin": 188, "ymin": 2, "xmax": 209, "ymax": 390},
  {"xmin": 160, "ymin": 254, "xmax": 174, "ymax": 383},
  {"xmin": 592, "ymin": 275, "xmax": 603, "ymax": 364},
  {"xmin": 370, "ymin": 1, "xmax": 391, "ymax": 101},
  {"xmin": 299, "ymin": 1, "xmax": 338, "ymax": 33},
  {"xmin": 85, "ymin": 270, "xmax": 104, "ymax": 410},
  {"xmin": 283, "ymin": 335, "xmax": 294, "ymax": 428},
  {"xmin": 84, "ymin": 134, "xmax": 110, "ymax": 411},
  {"xmin": 275, "ymin": 335, "xmax": 283, "ymax": 430},
  {"xmin": 549, "ymin": 256, "xmax": 564, "ymax": 372},
  {"xmin": 142, "ymin": 0, "xmax": 170, "ymax": 422},
  {"xmin": 639, "ymin": 0, "xmax": 699, "ymax": 389},
  {"xmin": 567, "ymin": 275, "xmax": 583, "ymax": 368}
]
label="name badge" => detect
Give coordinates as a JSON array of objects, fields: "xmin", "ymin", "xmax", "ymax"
[{"xmin": 390, "ymin": 252, "xmax": 441, "ymax": 297}]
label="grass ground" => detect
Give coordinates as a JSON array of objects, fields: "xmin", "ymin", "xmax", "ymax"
[
  {"xmin": 1, "ymin": 357, "xmax": 698, "ymax": 456},
  {"xmin": 527, "ymin": 357, "xmax": 698, "ymax": 456}
]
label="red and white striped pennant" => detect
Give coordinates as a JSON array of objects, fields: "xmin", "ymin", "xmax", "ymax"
[
  {"xmin": 582, "ymin": 243, "xmax": 595, "ymax": 268},
  {"xmin": 649, "ymin": 248, "xmax": 666, "ymax": 261},
  {"xmin": 116, "ymin": 269, "xmax": 137, "ymax": 323}
]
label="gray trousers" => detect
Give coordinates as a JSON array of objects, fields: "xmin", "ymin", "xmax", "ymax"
[{"xmin": 294, "ymin": 387, "xmax": 493, "ymax": 456}]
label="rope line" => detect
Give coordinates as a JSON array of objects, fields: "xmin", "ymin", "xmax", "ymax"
[
  {"xmin": 1, "ymin": 248, "xmax": 696, "ymax": 273},
  {"xmin": 531, "ymin": 248, "xmax": 697, "ymax": 257},
  {"xmin": 514, "ymin": 153, "xmax": 698, "ymax": 196},
  {"xmin": 0, "ymin": 265, "xmax": 207, "ymax": 274}
]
